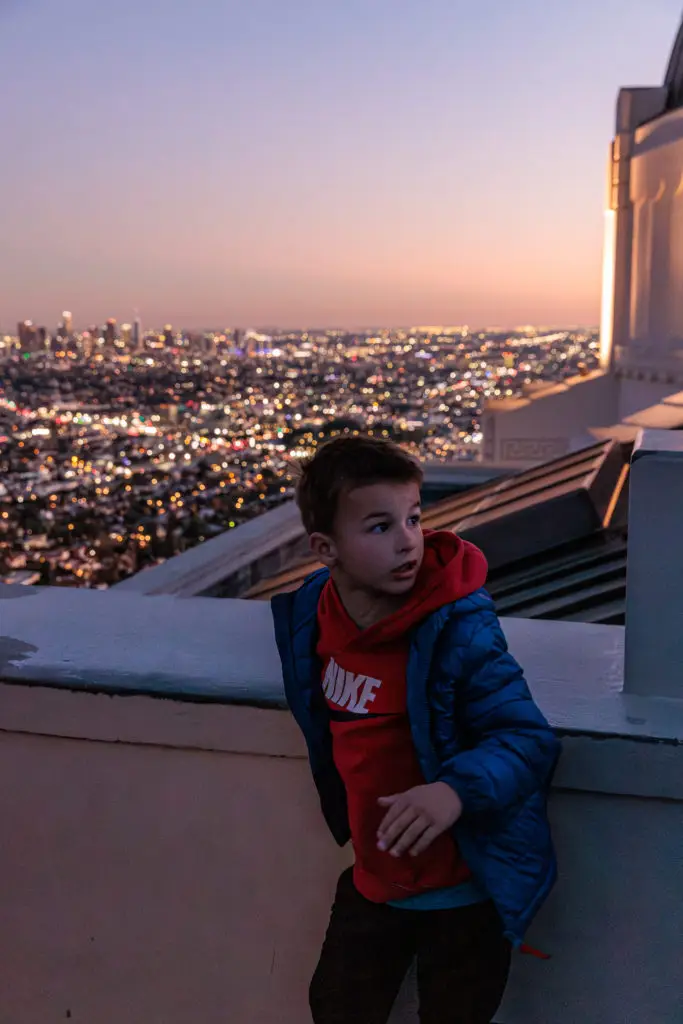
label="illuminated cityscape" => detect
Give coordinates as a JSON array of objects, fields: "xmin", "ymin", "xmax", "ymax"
[{"xmin": 0, "ymin": 316, "xmax": 598, "ymax": 587}]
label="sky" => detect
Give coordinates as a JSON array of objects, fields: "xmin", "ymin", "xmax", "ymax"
[{"xmin": 1, "ymin": 0, "xmax": 682, "ymax": 330}]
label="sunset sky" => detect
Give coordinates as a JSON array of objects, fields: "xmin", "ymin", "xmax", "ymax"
[{"xmin": 1, "ymin": 0, "xmax": 681, "ymax": 330}]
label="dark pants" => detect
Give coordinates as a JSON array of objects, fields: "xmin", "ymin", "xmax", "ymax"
[{"xmin": 310, "ymin": 869, "xmax": 511, "ymax": 1024}]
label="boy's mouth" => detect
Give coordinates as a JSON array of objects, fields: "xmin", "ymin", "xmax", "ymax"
[{"xmin": 391, "ymin": 560, "xmax": 418, "ymax": 579}]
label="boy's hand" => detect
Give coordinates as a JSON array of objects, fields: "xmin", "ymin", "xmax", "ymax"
[{"xmin": 376, "ymin": 782, "xmax": 463, "ymax": 858}]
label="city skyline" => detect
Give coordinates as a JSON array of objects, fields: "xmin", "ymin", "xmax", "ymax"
[
  {"xmin": 5, "ymin": 312, "xmax": 600, "ymax": 335},
  {"xmin": 1, "ymin": 0, "xmax": 681, "ymax": 328}
]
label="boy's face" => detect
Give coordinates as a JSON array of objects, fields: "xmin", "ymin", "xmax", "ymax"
[{"xmin": 311, "ymin": 480, "xmax": 424, "ymax": 597}]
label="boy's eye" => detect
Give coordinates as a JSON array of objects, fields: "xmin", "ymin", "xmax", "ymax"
[
  {"xmin": 369, "ymin": 522, "xmax": 388, "ymax": 534},
  {"xmin": 408, "ymin": 514, "xmax": 421, "ymax": 526}
]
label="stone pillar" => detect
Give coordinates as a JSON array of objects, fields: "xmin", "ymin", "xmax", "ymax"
[
  {"xmin": 603, "ymin": 87, "xmax": 668, "ymax": 373},
  {"xmin": 624, "ymin": 428, "xmax": 683, "ymax": 697}
]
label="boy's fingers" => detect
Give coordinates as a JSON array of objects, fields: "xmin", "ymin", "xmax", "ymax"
[
  {"xmin": 387, "ymin": 817, "xmax": 429, "ymax": 857},
  {"xmin": 377, "ymin": 794, "xmax": 399, "ymax": 807},
  {"xmin": 377, "ymin": 807, "xmax": 418, "ymax": 849},
  {"xmin": 409, "ymin": 826, "xmax": 440, "ymax": 857},
  {"xmin": 377, "ymin": 796, "xmax": 408, "ymax": 833}
]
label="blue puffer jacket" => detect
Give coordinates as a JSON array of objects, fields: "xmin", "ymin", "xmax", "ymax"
[{"xmin": 271, "ymin": 568, "xmax": 561, "ymax": 945}]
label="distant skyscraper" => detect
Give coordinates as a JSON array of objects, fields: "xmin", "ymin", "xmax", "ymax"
[
  {"xmin": 120, "ymin": 323, "xmax": 132, "ymax": 347},
  {"xmin": 163, "ymin": 324, "xmax": 174, "ymax": 346},
  {"xmin": 62, "ymin": 311, "xmax": 73, "ymax": 336},
  {"xmin": 234, "ymin": 328, "xmax": 243, "ymax": 353},
  {"xmin": 104, "ymin": 318, "xmax": 117, "ymax": 348},
  {"xmin": 17, "ymin": 320, "xmax": 36, "ymax": 352},
  {"xmin": 245, "ymin": 331, "xmax": 258, "ymax": 358},
  {"xmin": 81, "ymin": 332, "xmax": 94, "ymax": 359},
  {"xmin": 133, "ymin": 316, "xmax": 143, "ymax": 352}
]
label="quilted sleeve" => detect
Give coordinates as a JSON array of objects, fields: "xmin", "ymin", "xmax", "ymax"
[{"xmin": 435, "ymin": 600, "xmax": 561, "ymax": 817}]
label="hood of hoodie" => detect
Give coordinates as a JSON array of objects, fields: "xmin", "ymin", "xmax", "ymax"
[{"xmin": 318, "ymin": 530, "xmax": 487, "ymax": 651}]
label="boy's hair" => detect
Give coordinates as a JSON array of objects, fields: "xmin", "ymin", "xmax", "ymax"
[{"xmin": 296, "ymin": 435, "xmax": 423, "ymax": 535}]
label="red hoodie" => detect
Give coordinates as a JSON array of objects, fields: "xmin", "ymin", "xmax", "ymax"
[{"xmin": 316, "ymin": 530, "xmax": 488, "ymax": 903}]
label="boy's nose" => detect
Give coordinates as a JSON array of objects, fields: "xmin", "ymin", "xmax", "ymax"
[{"xmin": 396, "ymin": 529, "xmax": 416, "ymax": 553}]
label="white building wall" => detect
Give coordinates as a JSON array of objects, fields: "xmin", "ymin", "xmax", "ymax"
[
  {"xmin": 623, "ymin": 106, "xmax": 683, "ymax": 376},
  {"xmin": 482, "ymin": 84, "xmax": 683, "ymax": 462},
  {"xmin": 481, "ymin": 373, "xmax": 619, "ymax": 467},
  {"xmin": 616, "ymin": 376, "xmax": 677, "ymax": 420}
]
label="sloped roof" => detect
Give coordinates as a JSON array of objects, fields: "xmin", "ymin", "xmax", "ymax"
[
  {"xmin": 488, "ymin": 533, "xmax": 627, "ymax": 626},
  {"xmin": 246, "ymin": 440, "xmax": 631, "ymax": 623}
]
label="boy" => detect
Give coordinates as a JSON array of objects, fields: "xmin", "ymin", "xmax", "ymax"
[{"xmin": 271, "ymin": 436, "xmax": 559, "ymax": 1024}]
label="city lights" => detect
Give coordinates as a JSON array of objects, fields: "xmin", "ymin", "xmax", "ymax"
[{"xmin": 0, "ymin": 318, "xmax": 599, "ymax": 587}]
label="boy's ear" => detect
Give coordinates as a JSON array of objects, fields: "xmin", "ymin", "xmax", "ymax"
[{"xmin": 309, "ymin": 532, "xmax": 337, "ymax": 568}]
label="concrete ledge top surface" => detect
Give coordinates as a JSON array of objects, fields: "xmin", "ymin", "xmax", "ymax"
[
  {"xmin": 112, "ymin": 499, "xmax": 304, "ymax": 596},
  {"xmin": 632, "ymin": 427, "xmax": 683, "ymax": 461},
  {"xmin": 1, "ymin": 585, "xmax": 683, "ymax": 743}
]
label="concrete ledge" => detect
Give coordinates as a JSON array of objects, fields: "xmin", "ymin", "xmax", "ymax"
[
  {"xmin": 557, "ymin": 734, "xmax": 683, "ymax": 801},
  {"xmin": 2, "ymin": 588, "xmax": 683, "ymax": 803},
  {"xmin": 1, "ymin": 678, "xmax": 682, "ymax": 804},
  {"xmin": 0, "ymin": 588, "xmax": 283, "ymax": 704},
  {"xmin": 631, "ymin": 426, "xmax": 683, "ymax": 460},
  {"xmin": 625, "ymin": 430, "xmax": 683, "ymax": 699},
  {"xmin": 0, "ymin": 683, "xmax": 305, "ymax": 760},
  {"xmin": 0, "ymin": 584, "xmax": 38, "ymax": 600},
  {"xmin": 113, "ymin": 500, "xmax": 306, "ymax": 597}
]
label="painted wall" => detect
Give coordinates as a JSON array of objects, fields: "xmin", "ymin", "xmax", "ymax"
[
  {"xmin": 500, "ymin": 792, "xmax": 683, "ymax": 1022},
  {"xmin": 0, "ymin": 691, "xmax": 350, "ymax": 1024},
  {"xmin": 627, "ymin": 107, "xmax": 683, "ymax": 373},
  {"xmin": 0, "ymin": 676, "xmax": 681, "ymax": 1024}
]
